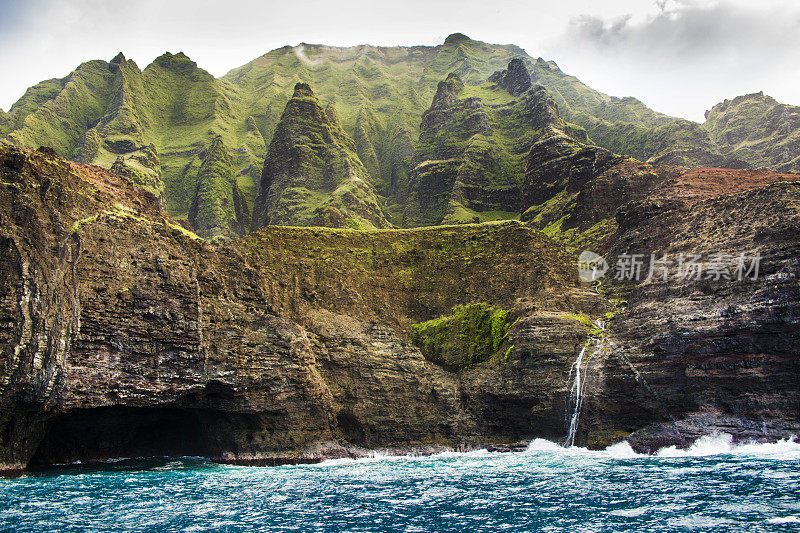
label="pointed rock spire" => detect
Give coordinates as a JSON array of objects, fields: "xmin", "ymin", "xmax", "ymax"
[
  {"xmin": 431, "ymin": 73, "xmax": 464, "ymax": 108},
  {"xmin": 251, "ymin": 83, "xmax": 390, "ymax": 230},
  {"xmin": 488, "ymin": 58, "xmax": 532, "ymax": 97},
  {"xmin": 292, "ymin": 82, "xmax": 315, "ymax": 98},
  {"xmin": 188, "ymin": 136, "xmax": 247, "ymax": 240}
]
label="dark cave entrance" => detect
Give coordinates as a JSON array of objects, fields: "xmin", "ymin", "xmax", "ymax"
[{"xmin": 28, "ymin": 406, "xmax": 222, "ymax": 467}]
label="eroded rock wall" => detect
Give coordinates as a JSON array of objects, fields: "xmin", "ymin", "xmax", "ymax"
[{"xmin": 0, "ymin": 147, "xmax": 602, "ymax": 473}]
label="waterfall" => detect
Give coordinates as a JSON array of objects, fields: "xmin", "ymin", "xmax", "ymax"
[
  {"xmin": 564, "ymin": 320, "xmax": 606, "ymax": 447},
  {"xmin": 564, "ymin": 346, "xmax": 587, "ymax": 448}
]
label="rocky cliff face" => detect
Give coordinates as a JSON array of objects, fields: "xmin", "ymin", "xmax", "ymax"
[
  {"xmin": 1, "ymin": 146, "xmax": 610, "ymax": 475},
  {"xmin": 517, "ymin": 131, "xmax": 800, "ymax": 448},
  {"xmin": 598, "ymin": 172, "xmax": 800, "ymax": 451},
  {"xmin": 1, "ymin": 135, "xmax": 798, "ymax": 474}
]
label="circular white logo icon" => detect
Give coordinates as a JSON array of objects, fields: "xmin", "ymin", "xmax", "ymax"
[{"xmin": 578, "ymin": 251, "xmax": 609, "ymax": 282}]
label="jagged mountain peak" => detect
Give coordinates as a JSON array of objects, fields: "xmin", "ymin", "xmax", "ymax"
[
  {"xmin": 706, "ymin": 90, "xmax": 773, "ymax": 116},
  {"xmin": 431, "ymin": 73, "xmax": 464, "ymax": 108},
  {"xmin": 488, "ymin": 57, "xmax": 533, "ymax": 97},
  {"xmin": 293, "ymin": 82, "xmax": 316, "ymax": 98},
  {"xmin": 703, "ymin": 90, "xmax": 800, "ymax": 171},
  {"xmin": 188, "ymin": 135, "xmax": 248, "ymax": 240},
  {"xmin": 150, "ymin": 51, "xmax": 198, "ymax": 70},
  {"xmin": 251, "ymin": 82, "xmax": 390, "ymax": 230}
]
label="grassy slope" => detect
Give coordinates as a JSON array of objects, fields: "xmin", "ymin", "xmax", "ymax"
[{"xmin": 7, "ymin": 61, "xmax": 118, "ymax": 157}]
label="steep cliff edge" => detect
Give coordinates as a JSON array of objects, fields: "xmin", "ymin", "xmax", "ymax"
[
  {"xmin": 600, "ymin": 174, "xmax": 800, "ymax": 451},
  {"xmin": 0, "ymin": 146, "xmax": 603, "ymax": 474},
  {"xmin": 1, "ymin": 146, "xmax": 797, "ymax": 475},
  {"xmin": 526, "ymin": 160, "xmax": 800, "ymax": 448}
]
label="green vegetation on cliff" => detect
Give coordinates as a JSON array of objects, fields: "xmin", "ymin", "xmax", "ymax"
[
  {"xmin": 251, "ymin": 83, "xmax": 390, "ymax": 229},
  {"xmin": 236, "ymin": 220, "xmax": 577, "ymax": 327},
  {"xmin": 403, "ymin": 67, "xmax": 575, "ymax": 227},
  {"xmin": 5, "ymin": 34, "xmax": 800, "ymax": 238},
  {"xmin": 411, "ymin": 303, "xmax": 510, "ymax": 371},
  {"xmin": 188, "ymin": 136, "xmax": 248, "ymax": 240}
]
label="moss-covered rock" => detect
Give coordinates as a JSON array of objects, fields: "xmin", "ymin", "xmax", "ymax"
[
  {"xmin": 574, "ymin": 113, "xmax": 748, "ymax": 168},
  {"xmin": 108, "ymin": 143, "xmax": 164, "ymax": 202},
  {"xmin": 523, "ymin": 131, "xmax": 622, "ymax": 209},
  {"xmin": 188, "ymin": 136, "xmax": 248, "ymax": 240},
  {"xmin": 411, "ymin": 303, "xmax": 510, "ymax": 372},
  {"xmin": 405, "ymin": 72, "xmax": 578, "ymax": 227}
]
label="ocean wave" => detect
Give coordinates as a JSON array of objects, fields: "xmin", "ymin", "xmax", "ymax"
[
  {"xmin": 524, "ymin": 438, "xmax": 640, "ymax": 458},
  {"xmin": 655, "ymin": 433, "xmax": 800, "ymax": 458},
  {"xmin": 523, "ymin": 433, "xmax": 800, "ymax": 459},
  {"xmin": 296, "ymin": 433, "xmax": 800, "ymax": 468}
]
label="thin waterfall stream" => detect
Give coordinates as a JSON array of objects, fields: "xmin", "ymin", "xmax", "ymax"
[{"xmin": 564, "ymin": 319, "xmax": 606, "ymax": 447}]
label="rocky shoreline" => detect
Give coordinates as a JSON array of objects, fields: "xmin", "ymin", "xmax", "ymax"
[{"xmin": 1, "ymin": 134, "xmax": 798, "ymax": 475}]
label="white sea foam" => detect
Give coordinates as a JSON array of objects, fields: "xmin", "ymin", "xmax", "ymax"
[
  {"xmin": 524, "ymin": 438, "xmax": 642, "ymax": 458},
  {"xmin": 656, "ymin": 433, "xmax": 800, "ymax": 458},
  {"xmin": 525, "ymin": 438, "xmax": 566, "ymax": 453},
  {"xmin": 312, "ymin": 432, "xmax": 800, "ymax": 468},
  {"xmin": 525, "ymin": 433, "xmax": 800, "ymax": 460},
  {"xmin": 767, "ymin": 516, "xmax": 800, "ymax": 524},
  {"xmin": 603, "ymin": 441, "xmax": 641, "ymax": 458}
]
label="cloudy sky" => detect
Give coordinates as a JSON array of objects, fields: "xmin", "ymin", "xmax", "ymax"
[{"xmin": 0, "ymin": 0, "xmax": 797, "ymax": 121}]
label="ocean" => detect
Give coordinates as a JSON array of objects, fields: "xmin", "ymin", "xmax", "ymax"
[{"xmin": 2, "ymin": 434, "xmax": 799, "ymax": 532}]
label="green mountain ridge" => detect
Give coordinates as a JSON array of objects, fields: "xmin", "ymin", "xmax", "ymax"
[
  {"xmin": 3, "ymin": 34, "xmax": 799, "ymax": 238},
  {"xmin": 705, "ymin": 91, "xmax": 800, "ymax": 172}
]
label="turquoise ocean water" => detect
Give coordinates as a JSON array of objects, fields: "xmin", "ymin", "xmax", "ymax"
[{"xmin": 2, "ymin": 434, "xmax": 800, "ymax": 532}]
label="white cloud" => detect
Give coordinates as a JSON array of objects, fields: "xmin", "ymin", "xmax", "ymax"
[
  {"xmin": 0, "ymin": 0, "xmax": 798, "ymax": 123},
  {"xmin": 545, "ymin": 0, "xmax": 800, "ymax": 120}
]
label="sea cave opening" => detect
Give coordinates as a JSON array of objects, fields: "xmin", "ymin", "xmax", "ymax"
[{"xmin": 28, "ymin": 406, "xmax": 221, "ymax": 467}]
